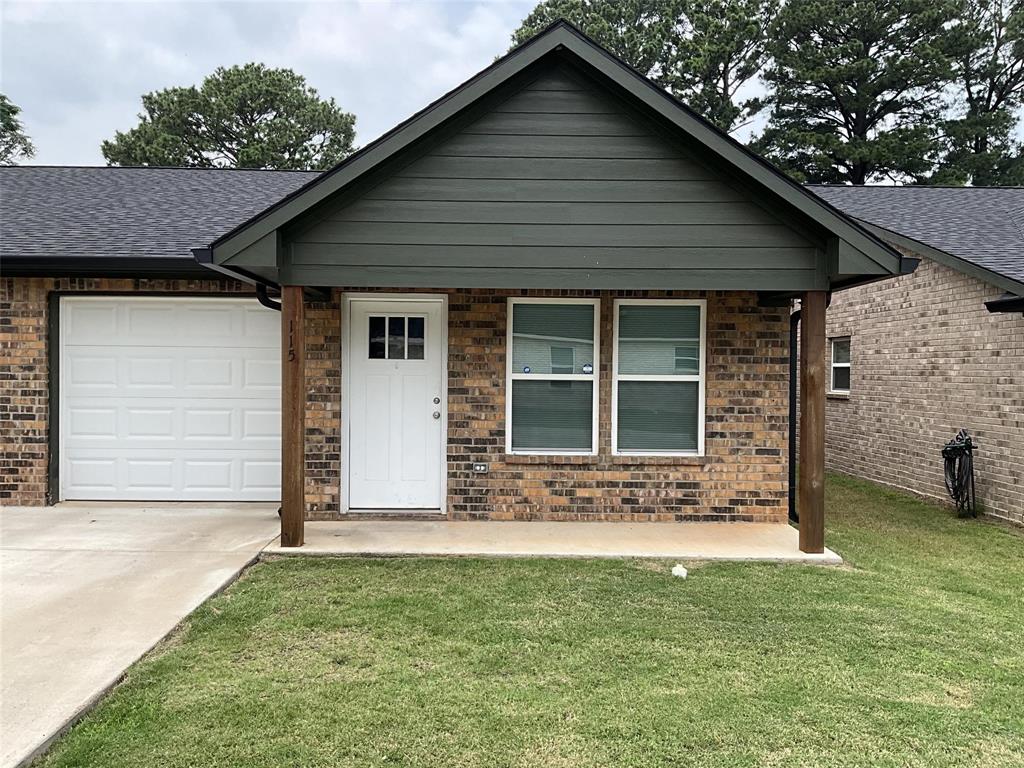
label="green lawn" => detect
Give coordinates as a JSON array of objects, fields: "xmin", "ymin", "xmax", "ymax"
[{"xmin": 37, "ymin": 475, "xmax": 1024, "ymax": 768}]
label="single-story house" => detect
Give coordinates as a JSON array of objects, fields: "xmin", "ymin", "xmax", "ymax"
[
  {"xmin": 3, "ymin": 21, "xmax": 929, "ymax": 551},
  {"xmin": 808, "ymin": 186, "xmax": 1024, "ymax": 524}
]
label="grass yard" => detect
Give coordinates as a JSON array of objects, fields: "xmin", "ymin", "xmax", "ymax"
[{"xmin": 36, "ymin": 474, "xmax": 1024, "ymax": 768}]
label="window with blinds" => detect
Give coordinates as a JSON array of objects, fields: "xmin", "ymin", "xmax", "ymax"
[
  {"xmin": 612, "ymin": 300, "xmax": 706, "ymax": 455},
  {"xmin": 830, "ymin": 337, "xmax": 851, "ymax": 392},
  {"xmin": 506, "ymin": 299, "xmax": 599, "ymax": 454}
]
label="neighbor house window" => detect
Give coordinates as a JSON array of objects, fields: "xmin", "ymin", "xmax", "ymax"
[
  {"xmin": 612, "ymin": 299, "xmax": 706, "ymax": 455},
  {"xmin": 830, "ymin": 337, "xmax": 851, "ymax": 392},
  {"xmin": 506, "ymin": 298, "xmax": 599, "ymax": 454}
]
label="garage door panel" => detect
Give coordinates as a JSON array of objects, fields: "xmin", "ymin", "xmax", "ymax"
[
  {"xmin": 242, "ymin": 460, "xmax": 283, "ymax": 490},
  {"xmin": 64, "ymin": 298, "xmax": 279, "ymax": 349},
  {"xmin": 64, "ymin": 450, "xmax": 281, "ymax": 501},
  {"xmin": 64, "ymin": 346, "xmax": 279, "ymax": 399},
  {"xmin": 66, "ymin": 355, "xmax": 119, "ymax": 389},
  {"xmin": 125, "ymin": 407, "xmax": 176, "ymax": 439},
  {"xmin": 64, "ymin": 398, "xmax": 280, "ymax": 449},
  {"xmin": 125, "ymin": 459, "xmax": 176, "ymax": 492},
  {"xmin": 64, "ymin": 458, "xmax": 117, "ymax": 493},
  {"xmin": 61, "ymin": 297, "xmax": 282, "ymax": 501}
]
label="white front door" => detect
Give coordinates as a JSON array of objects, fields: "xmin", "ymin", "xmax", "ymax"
[{"xmin": 347, "ymin": 298, "xmax": 446, "ymax": 510}]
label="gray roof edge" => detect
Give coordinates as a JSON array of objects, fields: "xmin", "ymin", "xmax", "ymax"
[
  {"xmin": 209, "ymin": 19, "xmax": 903, "ymax": 280},
  {"xmin": 857, "ymin": 219, "xmax": 1024, "ymax": 296}
]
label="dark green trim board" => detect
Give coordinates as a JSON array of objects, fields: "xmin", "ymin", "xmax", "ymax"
[
  {"xmin": 46, "ymin": 292, "xmax": 60, "ymax": 505},
  {"xmin": 201, "ymin": 20, "xmax": 904, "ymax": 291}
]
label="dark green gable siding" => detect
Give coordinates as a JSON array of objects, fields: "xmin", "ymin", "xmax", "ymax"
[{"xmin": 281, "ymin": 66, "xmax": 823, "ymax": 289}]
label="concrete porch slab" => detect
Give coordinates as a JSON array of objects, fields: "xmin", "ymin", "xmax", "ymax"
[{"xmin": 264, "ymin": 520, "xmax": 843, "ymax": 563}]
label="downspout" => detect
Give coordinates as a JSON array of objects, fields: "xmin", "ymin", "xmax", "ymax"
[
  {"xmin": 789, "ymin": 293, "xmax": 831, "ymax": 523},
  {"xmin": 191, "ymin": 247, "xmax": 282, "ymax": 312},
  {"xmin": 788, "ymin": 307, "xmax": 801, "ymax": 522},
  {"xmin": 256, "ymin": 283, "xmax": 282, "ymax": 312}
]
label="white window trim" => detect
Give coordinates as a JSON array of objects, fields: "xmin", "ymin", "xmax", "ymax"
[
  {"xmin": 611, "ymin": 298, "xmax": 706, "ymax": 457},
  {"xmin": 505, "ymin": 297, "xmax": 600, "ymax": 456},
  {"xmin": 830, "ymin": 336, "xmax": 851, "ymax": 393}
]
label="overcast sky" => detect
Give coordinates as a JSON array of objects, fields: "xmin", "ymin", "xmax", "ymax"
[{"xmin": 1, "ymin": 0, "xmax": 537, "ymax": 165}]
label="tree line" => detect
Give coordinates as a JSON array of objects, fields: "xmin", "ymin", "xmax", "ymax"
[{"xmin": 3, "ymin": 0, "xmax": 1022, "ymax": 186}]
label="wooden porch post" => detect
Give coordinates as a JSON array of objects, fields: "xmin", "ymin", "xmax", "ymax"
[
  {"xmin": 280, "ymin": 285, "xmax": 305, "ymax": 547},
  {"xmin": 798, "ymin": 291, "xmax": 826, "ymax": 553}
]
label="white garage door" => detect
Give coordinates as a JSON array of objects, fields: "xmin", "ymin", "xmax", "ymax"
[{"xmin": 60, "ymin": 297, "xmax": 281, "ymax": 501}]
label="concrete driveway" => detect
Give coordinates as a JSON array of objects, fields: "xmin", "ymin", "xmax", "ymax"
[{"xmin": 0, "ymin": 502, "xmax": 279, "ymax": 768}]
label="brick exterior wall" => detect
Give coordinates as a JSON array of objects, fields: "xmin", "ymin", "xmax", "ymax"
[
  {"xmin": 0, "ymin": 277, "xmax": 253, "ymax": 505},
  {"xmin": 305, "ymin": 288, "xmax": 791, "ymax": 523},
  {"xmin": 824, "ymin": 254, "xmax": 1024, "ymax": 524},
  {"xmin": 3, "ymin": 278, "xmax": 791, "ymax": 521}
]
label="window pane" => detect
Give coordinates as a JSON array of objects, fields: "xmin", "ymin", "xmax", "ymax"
[
  {"xmin": 550, "ymin": 346, "xmax": 575, "ymax": 374},
  {"xmin": 674, "ymin": 344, "xmax": 699, "ymax": 372},
  {"xmin": 388, "ymin": 316, "xmax": 406, "ymax": 359},
  {"xmin": 833, "ymin": 338, "xmax": 850, "ymax": 365},
  {"xmin": 512, "ymin": 303, "xmax": 594, "ymax": 375},
  {"xmin": 511, "ymin": 380, "xmax": 593, "ymax": 451},
  {"xmin": 407, "ymin": 317, "xmax": 425, "ymax": 360},
  {"xmin": 368, "ymin": 316, "xmax": 386, "ymax": 359},
  {"xmin": 618, "ymin": 305, "xmax": 701, "ymax": 375},
  {"xmin": 832, "ymin": 366, "xmax": 850, "ymax": 391},
  {"xmin": 617, "ymin": 380, "xmax": 698, "ymax": 452}
]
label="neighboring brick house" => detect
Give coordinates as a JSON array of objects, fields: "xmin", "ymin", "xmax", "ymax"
[
  {"xmin": 3, "ymin": 22, "xmax": 923, "ymax": 555},
  {"xmin": 812, "ymin": 187, "xmax": 1024, "ymax": 524}
]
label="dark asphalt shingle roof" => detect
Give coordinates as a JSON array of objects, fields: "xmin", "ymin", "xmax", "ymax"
[
  {"xmin": 2, "ymin": 166, "xmax": 1022, "ymax": 291},
  {"xmin": 0, "ymin": 166, "xmax": 319, "ymax": 265},
  {"xmin": 809, "ymin": 184, "xmax": 1024, "ymax": 287}
]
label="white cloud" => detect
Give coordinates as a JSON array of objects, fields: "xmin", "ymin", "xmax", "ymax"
[{"xmin": 1, "ymin": 0, "xmax": 534, "ymax": 165}]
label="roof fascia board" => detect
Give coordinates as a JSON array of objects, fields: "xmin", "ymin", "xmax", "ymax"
[
  {"xmin": 211, "ymin": 28, "xmax": 568, "ymax": 263},
  {"xmin": 855, "ymin": 219, "xmax": 1024, "ymax": 296},
  {"xmin": 2, "ymin": 256, "xmax": 208, "ymax": 279}
]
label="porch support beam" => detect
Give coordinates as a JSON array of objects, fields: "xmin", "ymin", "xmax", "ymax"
[
  {"xmin": 798, "ymin": 290, "xmax": 826, "ymax": 553},
  {"xmin": 280, "ymin": 285, "xmax": 305, "ymax": 548}
]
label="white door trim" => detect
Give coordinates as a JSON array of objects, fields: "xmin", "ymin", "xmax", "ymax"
[{"xmin": 340, "ymin": 292, "xmax": 448, "ymax": 514}]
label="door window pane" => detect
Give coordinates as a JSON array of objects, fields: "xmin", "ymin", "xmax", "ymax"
[
  {"xmin": 511, "ymin": 380, "xmax": 593, "ymax": 451},
  {"xmin": 617, "ymin": 380, "xmax": 698, "ymax": 452},
  {"xmin": 388, "ymin": 316, "xmax": 406, "ymax": 360},
  {"xmin": 368, "ymin": 316, "xmax": 386, "ymax": 359},
  {"xmin": 618, "ymin": 305, "xmax": 701, "ymax": 375},
  {"xmin": 407, "ymin": 317, "xmax": 425, "ymax": 360},
  {"xmin": 512, "ymin": 304, "xmax": 594, "ymax": 375}
]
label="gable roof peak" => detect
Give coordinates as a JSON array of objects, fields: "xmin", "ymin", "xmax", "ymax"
[{"xmin": 206, "ymin": 17, "xmax": 904, "ymax": 286}]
